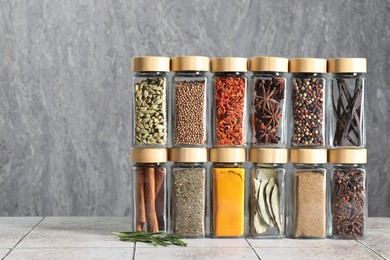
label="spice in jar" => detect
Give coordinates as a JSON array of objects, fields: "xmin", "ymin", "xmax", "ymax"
[
  {"xmin": 252, "ymin": 78, "xmax": 285, "ymax": 144},
  {"xmin": 214, "ymin": 77, "xmax": 246, "ymax": 146},
  {"xmin": 292, "ymin": 78, "xmax": 325, "ymax": 146},
  {"xmin": 293, "ymin": 171, "xmax": 326, "ymax": 237},
  {"xmin": 134, "ymin": 166, "xmax": 166, "ymax": 232},
  {"xmin": 173, "ymin": 80, "xmax": 206, "ymax": 145},
  {"xmin": 213, "ymin": 168, "xmax": 245, "ymax": 237},
  {"xmin": 332, "ymin": 169, "xmax": 366, "ymax": 238},
  {"xmin": 171, "ymin": 168, "xmax": 206, "ymax": 237},
  {"xmin": 134, "ymin": 78, "xmax": 167, "ymax": 146},
  {"xmin": 252, "ymin": 168, "xmax": 281, "ymax": 235}
]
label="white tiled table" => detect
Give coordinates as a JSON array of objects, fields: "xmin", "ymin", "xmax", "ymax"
[{"xmin": 0, "ymin": 217, "xmax": 388, "ymax": 259}]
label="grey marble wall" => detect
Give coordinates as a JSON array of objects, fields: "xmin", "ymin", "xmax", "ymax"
[{"xmin": 0, "ymin": 0, "xmax": 389, "ymax": 216}]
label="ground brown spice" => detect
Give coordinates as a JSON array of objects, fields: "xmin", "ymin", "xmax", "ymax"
[{"xmin": 294, "ymin": 171, "xmax": 326, "ymax": 238}]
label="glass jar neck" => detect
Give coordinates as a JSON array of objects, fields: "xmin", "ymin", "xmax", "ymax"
[
  {"xmin": 134, "ymin": 163, "xmax": 166, "ymax": 167},
  {"xmin": 333, "ymin": 72, "xmax": 365, "ymax": 77},
  {"xmin": 292, "ymin": 72, "xmax": 325, "ymax": 77},
  {"xmin": 173, "ymin": 71, "xmax": 207, "ymax": 77},
  {"xmin": 293, "ymin": 163, "xmax": 325, "ymax": 168},
  {"xmin": 253, "ymin": 163, "xmax": 284, "ymax": 168},
  {"xmin": 134, "ymin": 71, "xmax": 167, "ymax": 77},
  {"xmin": 251, "ymin": 71, "xmax": 285, "ymax": 77},
  {"xmin": 212, "ymin": 162, "xmax": 245, "ymax": 168},
  {"xmin": 213, "ymin": 72, "xmax": 246, "ymax": 77},
  {"xmin": 333, "ymin": 163, "xmax": 366, "ymax": 168},
  {"xmin": 173, "ymin": 162, "xmax": 207, "ymax": 168}
]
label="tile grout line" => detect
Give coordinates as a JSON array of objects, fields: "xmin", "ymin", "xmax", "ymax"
[
  {"xmin": 132, "ymin": 242, "xmax": 137, "ymax": 260},
  {"xmin": 2, "ymin": 217, "xmax": 45, "ymax": 260},
  {"xmin": 356, "ymin": 240, "xmax": 387, "ymax": 260},
  {"xmin": 245, "ymin": 239, "xmax": 261, "ymax": 260}
]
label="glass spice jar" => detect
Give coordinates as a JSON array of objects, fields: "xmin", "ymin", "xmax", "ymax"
[
  {"xmin": 290, "ymin": 149, "xmax": 328, "ymax": 238},
  {"xmin": 249, "ymin": 57, "xmax": 289, "ymax": 147},
  {"xmin": 289, "ymin": 58, "xmax": 328, "ymax": 148},
  {"xmin": 210, "ymin": 148, "xmax": 247, "ymax": 238},
  {"xmin": 131, "ymin": 148, "xmax": 168, "ymax": 232},
  {"xmin": 328, "ymin": 58, "xmax": 366, "ymax": 148},
  {"xmin": 328, "ymin": 149, "xmax": 367, "ymax": 239},
  {"xmin": 131, "ymin": 56, "xmax": 170, "ymax": 147},
  {"xmin": 171, "ymin": 56, "xmax": 210, "ymax": 147},
  {"xmin": 170, "ymin": 147, "xmax": 208, "ymax": 238},
  {"xmin": 249, "ymin": 148, "xmax": 287, "ymax": 238},
  {"xmin": 210, "ymin": 57, "xmax": 248, "ymax": 147}
]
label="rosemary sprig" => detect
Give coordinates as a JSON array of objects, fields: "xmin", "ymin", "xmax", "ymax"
[{"xmin": 113, "ymin": 231, "xmax": 187, "ymax": 247}]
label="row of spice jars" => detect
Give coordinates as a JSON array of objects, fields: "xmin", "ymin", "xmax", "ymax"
[
  {"xmin": 131, "ymin": 56, "xmax": 367, "ymax": 149},
  {"xmin": 130, "ymin": 147, "xmax": 367, "ymax": 239}
]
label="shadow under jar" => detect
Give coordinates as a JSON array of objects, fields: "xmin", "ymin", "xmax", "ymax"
[
  {"xmin": 210, "ymin": 148, "xmax": 247, "ymax": 238},
  {"xmin": 249, "ymin": 148, "xmax": 287, "ymax": 238},
  {"xmin": 131, "ymin": 148, "xmax": 168, "ymax": 232},
  {"xmin": 328, "ymin": 149, "xmax": 367, "ymax": 239},
  {"xmin": 171, "ymin": 56, "xmax": 209, "ymax": 147},
  {"xmin": 289, "ymin": 58, "xmax": 328, "ymax": 148},
  {"xmin": 328, "ymin": 58, "xmax": 366, "ymax": 148},
  {"xmin": 249, "ymin": 57, "xmax": 289, "ymax": 147},
  {"xmin": 290, "ymin": 149, "xmax": 328, "ymax": 239},
  {"xmin": 210, "ymin": 57, "xmax": 248, "ymax": 147},
  {"xmin": 131, "ymin": 56, "xmax": 170, "ymax": 148},
  {"xmin": 170, "ymin": 148, "xmax": 208, "ymax": 238}
]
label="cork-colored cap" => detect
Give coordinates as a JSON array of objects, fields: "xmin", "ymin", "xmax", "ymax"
[
  {"xmin": 249, "ymin": 148, "xmax": 288, "ymax": 164},
  {"xmin": 327, "ymin": 58, "xmax": 367, "ymax": 73},
  {"xmin": 289, "ymin": 149, "xmax": 327, "ymax": 164},
  {"xmin": 289, "ymin": 58, "xmax": 327, "ymax": 73},
  {"xmin": 131, "ymin": 148, "xmax": 168, "ymax": 163},
  {"xmin": 328, "ymin": 149, "xmax": 367, "ymax": 164},
  {"xmin": 210, "ymin": 57, "xmax": 248, "ymax": 72},
  {"xmin": 170, "ymin": 147, "xmax": 208, "ymax": 162},
  {"xmin": 209, "ymin": 148, "xmax": 246, "ymax": 163},
  {"xmin": 171, "ymin": 56, "xmax": 210, "ymax": 72},
  {"xmin": 131, "ymin": 56, "xmax": 170, "ymax": 72},
  {"xmin": 249, "ymin": 56, "xmax": 288, "ymax": 72}
]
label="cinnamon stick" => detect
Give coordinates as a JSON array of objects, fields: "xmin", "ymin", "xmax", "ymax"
[
  {"xmin": 144, "ymin": 167, "xmax": 159, "ymax": 232},
  {"xmin": 135, "ymin": 168, "xmax": 146, "ymax": 231},
  {"xmin": 154, "ymin": 167, "xmax": 166, "ymax": 230}
]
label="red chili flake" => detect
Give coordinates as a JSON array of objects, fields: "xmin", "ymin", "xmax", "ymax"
[{"xmin": 214, "ymin": 77, "xmax": 246, "ymax": 146}]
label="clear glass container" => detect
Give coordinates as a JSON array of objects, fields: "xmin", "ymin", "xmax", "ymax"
[
  {"xmin": 210, "ymin": 57, "xmax": 248, "ymax": 147},
  {"xmin": 248, "ymin": 148, "xmax": 287, "ymax": 238},
  {"xmin": 249, "ymin": 57, "xmax": 289, "ymax": 147},
  {"xmin": 131, "ymin": 56, "xmax": 170, "ymax": 148},
  {"xmin": 329, "ymin": 149, "xmax": 367, "ymax": 239},
  {"xmin": 170, "ymin": 148, "xmax": 208, "ymax": 238},
  {"xmin": 171, "ymin": 56, "xmax": 209, "ymax": 147},
  {"xmin": 290, "ymin": 149, "xmax": 328, "ymax": 238},
  {"xmin": 290, "ymin": 58, "xmax": 328, "ymax": 148},
  {"xmin": 209, "ymin": 148, "xmax": 247, "ymax": 238},
  {"xmin": 131, "ymin": 148, "xmax": 168, "ymax": 232},
  {"xmin": 328, "ymin": 58, "xmax": 366, "ymax": 148}
]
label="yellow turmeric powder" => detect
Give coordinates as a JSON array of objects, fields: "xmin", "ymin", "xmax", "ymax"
[{"xmin": 212, "ymin": 168, "xmax": 245, "ymax": 237}]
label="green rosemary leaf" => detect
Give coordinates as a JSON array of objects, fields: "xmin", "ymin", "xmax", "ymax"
[{"xmin": 113, "ymin": 231, "xmax": 187, "ymax": 247}]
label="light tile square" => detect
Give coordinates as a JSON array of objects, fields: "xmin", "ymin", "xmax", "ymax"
[
  {"xmin": 0, "ymin": 217, "xmax": 43, "ymax": 231},
  {"xmin": 6, "ymin": 248, "xmax": 134, "ymax": 260},
  {"xmin": 136, "ymin": 238, "xmax": 250, "ymax": 248},
  {"xmin": 254, "ymin": 247, "xmax": 383, "ymax": 260},
  {"xmin": 247, "ymin": 238, "xmax": 362, "ymax": 248},
  {"xmin": 0, "ymin": 231, "xmax": 29, "ymax": 248},
  {"xmin": 135, "ymin": 247, "xmax": 258, "ymax": 260},
  {"xmin": 17, "ymin": 217, "xmax": 135, "ymax": 248},
  {"xmin": 0, "ymin": 249, "xmax": 10, "ymax": 259}
]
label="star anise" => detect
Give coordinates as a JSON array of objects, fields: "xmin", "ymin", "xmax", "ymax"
[
  {"xmin": 263, "ymin": 106, "xmax": 282, "ymax": 127},
  {"xmin": 257, "ymin": 124, "xmax": 280, "ymax": 144},
  {"xmin": 272, "ymin": 78, "xmax": 285, "ymax": 100},
  {"xmin": 254, "ymin": 83, "xmax": 278, "ymax": 111}
]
